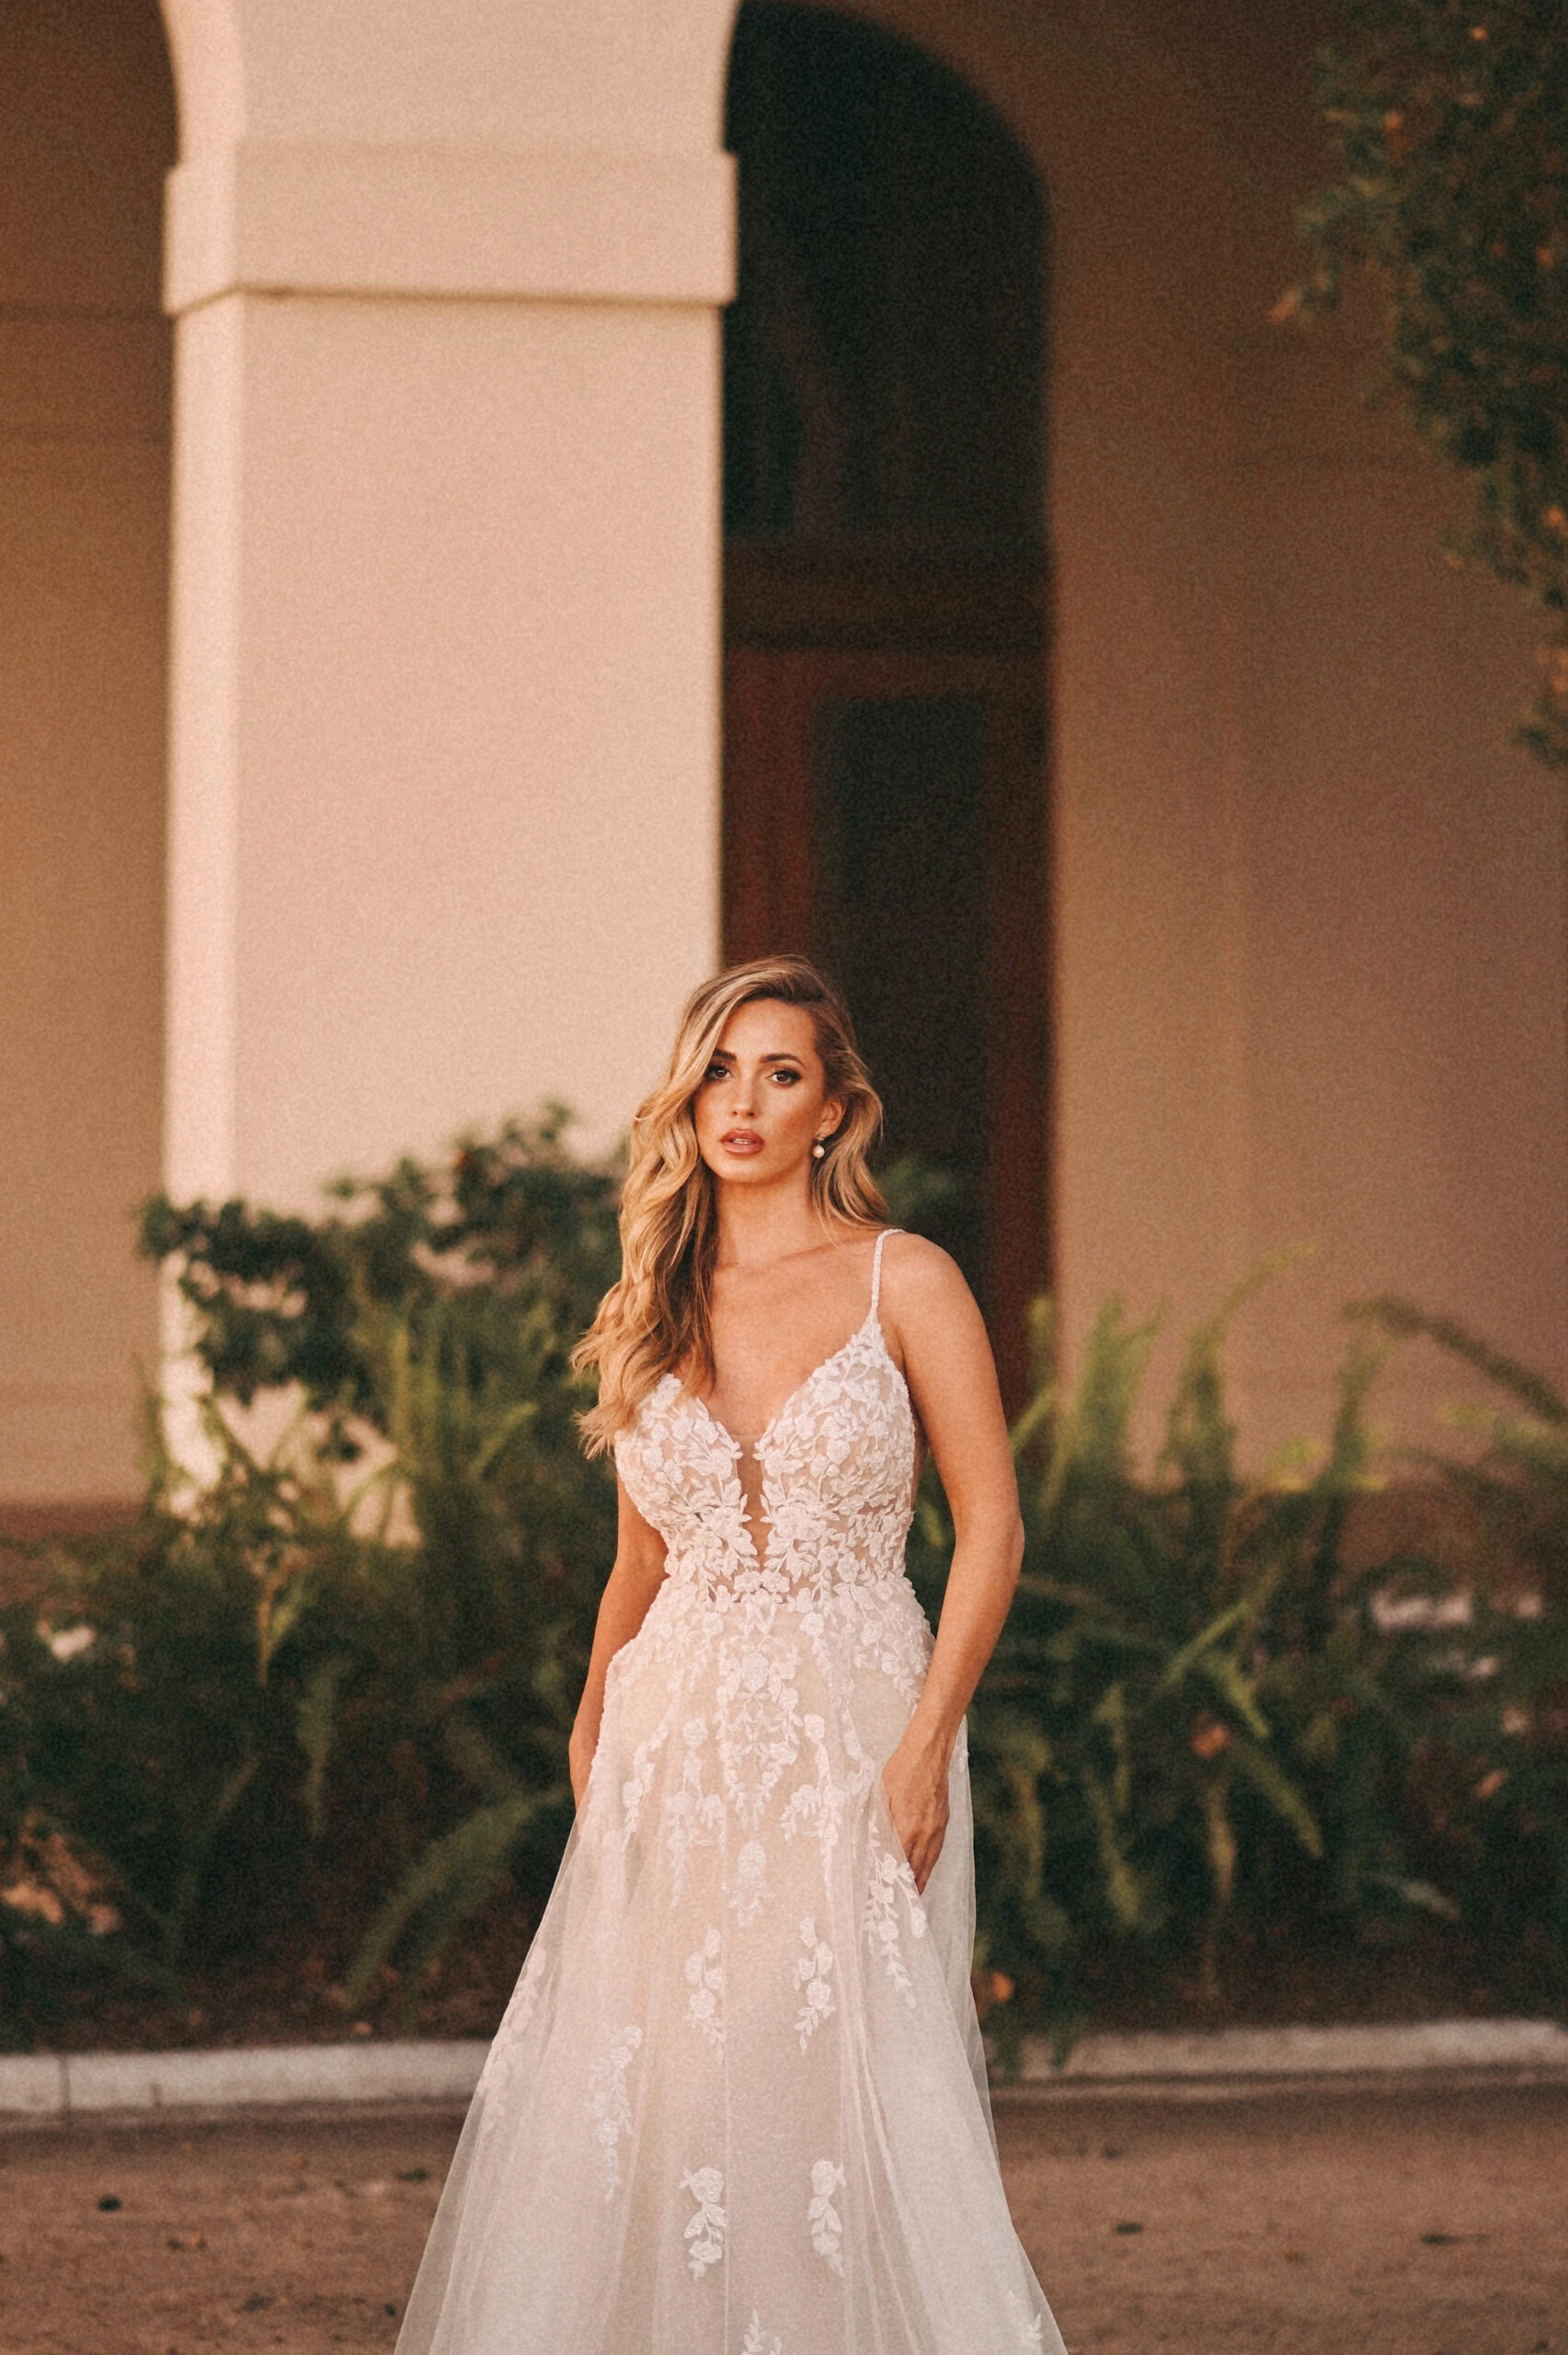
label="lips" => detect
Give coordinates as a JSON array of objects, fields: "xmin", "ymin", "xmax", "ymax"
[{"xmin": 721, "ymin": 1130, "xmax": 763, "ymax": 1154}]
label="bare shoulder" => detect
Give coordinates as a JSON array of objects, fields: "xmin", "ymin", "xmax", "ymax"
[
  {"xmin": 876, "ymin": 1232, "xmax": 1002, "ymax": 1440},
  {"xmin": 876, "ymin": 1230, "xmax": 980, "ymax": 1329}
]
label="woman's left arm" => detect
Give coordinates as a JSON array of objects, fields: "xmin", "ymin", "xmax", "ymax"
[{"xmin": 878, "ymin": 1236, "xmax": 1024, "ymax": 1894}]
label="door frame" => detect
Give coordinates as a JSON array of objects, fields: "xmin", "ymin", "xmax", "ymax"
[{"xmin": 723, "ymin": 551, "xmax": 1052, "ymax": 1408}]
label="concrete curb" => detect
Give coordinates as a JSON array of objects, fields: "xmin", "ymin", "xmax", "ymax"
[
  {"xmin": 1014, "ymin": 2015, "xmax": 1568, "ymax": 2085},
  {"xmin": 3, "ymin": 2017, "xmax": 1567, "ymax": 2122},
  {"xmin": 0, "ymin": 2039, "xmax": 486, "ymax": 2121}
]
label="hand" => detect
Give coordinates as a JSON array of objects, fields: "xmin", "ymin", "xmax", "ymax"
[
  {"xmin": 568, "ymin": 1721, "xmax": 600, "ymax": 1811},
  {"xmin": 881, "ymin": 1727, "xmax": 952, "ymax": 1896}
]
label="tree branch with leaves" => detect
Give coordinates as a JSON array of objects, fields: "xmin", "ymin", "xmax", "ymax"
[{"xmin": 1281, "ymin": 0, "xmax": 1568, "ymax": 764}]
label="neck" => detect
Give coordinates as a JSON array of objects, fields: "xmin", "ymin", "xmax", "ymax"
[{"xmin": 714, "ymin": 1172, "xmax": 826, "ymax": 1269}]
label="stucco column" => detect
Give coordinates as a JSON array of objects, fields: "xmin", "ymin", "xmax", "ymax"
[{"xmin": 159, "ymin": 5, "xmax": 735, "ymax": 1215}]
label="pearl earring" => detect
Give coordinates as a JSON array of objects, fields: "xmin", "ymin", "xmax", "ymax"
[{"xmin": 812, "ymin": 1140, "xmax": 826, "ymax": 1159}]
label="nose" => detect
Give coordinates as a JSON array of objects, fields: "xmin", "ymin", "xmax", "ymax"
[{"xmin": 727, "ymin": 1066, "xmax": 759, "ymax": 1117}]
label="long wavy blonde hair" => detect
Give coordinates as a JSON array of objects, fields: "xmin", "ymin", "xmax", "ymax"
[{"xmin": 574, "ymin": 957, "xmax": 887, "ymax": 1453}]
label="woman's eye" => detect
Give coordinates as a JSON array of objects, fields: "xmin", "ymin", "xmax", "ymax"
[
  {"xmin": 770, "ymin": 1069, "xmax": 800, "ymax": 1085},
  {"xmin": 704, "ymin": 1062, "xmax": 728, "ymax": 1082}
]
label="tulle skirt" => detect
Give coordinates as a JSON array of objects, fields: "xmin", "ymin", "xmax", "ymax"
[{"xmin": 395, "ymin": 1570, "xmax": 1066, "ymax": 2354}]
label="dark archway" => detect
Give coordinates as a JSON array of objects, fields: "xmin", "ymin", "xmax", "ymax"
[{"xmin": 722, "ymin": 0, "xmax": 1049, "ymax": 1405}]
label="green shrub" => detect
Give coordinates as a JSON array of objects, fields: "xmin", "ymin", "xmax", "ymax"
[
  {"xmin": 908, "ymin": 1270, "xmax": 1568, "ymax": 2054},
  {"xmin": 2, "ymin": 1117, "xmax": 1565, "ymax": 2052},
  {"xmin": 1, "ymin": 1115, "xmax": 620, "ymax": 2043}
]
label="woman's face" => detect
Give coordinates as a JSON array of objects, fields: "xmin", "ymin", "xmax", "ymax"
[{"xmin": 692, "ymin": 998, "xmax": 844, "ymax": 1189}]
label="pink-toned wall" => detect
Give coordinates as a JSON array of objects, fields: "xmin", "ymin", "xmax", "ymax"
[{"xmin": 0, "ymin": 0, "xmax": 173, "ymax": 1503}]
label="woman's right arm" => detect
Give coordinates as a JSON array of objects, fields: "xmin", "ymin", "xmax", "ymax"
[{"xmin": 568, "ymin": 1474, "xmax": 669, "ymax": 1807}]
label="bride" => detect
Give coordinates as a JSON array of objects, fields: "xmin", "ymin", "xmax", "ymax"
[{"xmin": 395, "ymin": 955, "xmax": 1068, "ymax": 2354}]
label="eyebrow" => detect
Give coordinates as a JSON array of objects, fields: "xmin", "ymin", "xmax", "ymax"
[{"xmin": 711, "ymin": 1048, "xmax": 805, "ymax": 1064}]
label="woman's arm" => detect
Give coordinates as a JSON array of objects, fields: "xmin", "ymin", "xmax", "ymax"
[
  {"xmin": 568, "ymin": 1474, "xmax": 669, "ymax": 1808},
  {"xmin": 878, "ymin": 1236, "xmax": 1024, "ymax": 1893}
]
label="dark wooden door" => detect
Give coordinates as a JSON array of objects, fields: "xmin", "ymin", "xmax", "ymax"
[{"xmin": 724, "ymin": 560, "xmax": 1049, "ymax": 1408}]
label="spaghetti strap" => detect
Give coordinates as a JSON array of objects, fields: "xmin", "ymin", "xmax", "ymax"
[{"xmin": 870, "ymin": 1225, "xmax": 900, "ymax": 1323}]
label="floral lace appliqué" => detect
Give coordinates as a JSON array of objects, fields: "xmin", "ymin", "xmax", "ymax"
[
  {"xmin": 588, "ymin": 2024, "xmax": 642, "ymax": 2199},
  {"xmin": 622, "ymin": 1714, "xmax": 670, "ymax": 1844},
  {"xmin": 729, "ymin": 1837, "xmax": 773, "ymax": 1927},
  {"xmin": 666, "ymin": 1717, "xmax": 726, "ymax": 1898},
  {"xmin": 681, "ymin": 2165, "xmax": 727, "ymax": 2278},
  {"xmin": 741, "ymin": 2312, "xmax": 783, "ymax": 2355},
  {"xmin": 717, "ymin": 1628, "xmax": 803, "ymax": 1827},
  {"xmin": 613, "ymin": 1268, "xmax": 917, "ymax": 1630},
  {"xmin": 864, "ymin": 1815, "xmax": 927, "ymax": 2005},
  {"xmin": 792, "ymin": 1913, "xmax": 835, "ymax": 2051},
  {"xmin": 1008, "ymin": 2288, "xmax": 1047, "ymax": 2347},
  {"xmin": 808, "ymin": 2156, "xmax": 846, "ymax": 2274},
  {"xmin": 685, "ymin": 1925, "xmax": 725, "ymax": 2053}
]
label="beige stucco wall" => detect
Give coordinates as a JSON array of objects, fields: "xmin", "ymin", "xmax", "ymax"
[
  {"xmin": 0, "ymin": 1, "xmax": 173, "ymax": 1504},
  {"xmin": 5, "ymin": 0, "xmax": 1565, "ymax": 1507}
]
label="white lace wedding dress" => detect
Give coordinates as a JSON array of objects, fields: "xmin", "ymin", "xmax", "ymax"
[{"xmin": 396, "ymin": 1230, "xmax": 1067, "ymax": 2355}]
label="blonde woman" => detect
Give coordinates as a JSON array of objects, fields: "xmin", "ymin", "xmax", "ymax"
[{"xmin": 396, "ymin": 957, "xmax": 1067, "ymax": 2355}]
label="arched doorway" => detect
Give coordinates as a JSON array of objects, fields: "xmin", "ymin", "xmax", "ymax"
[{"xmin": 722, "ymin": 0, "xmax": 1049, "ymax": 1405}]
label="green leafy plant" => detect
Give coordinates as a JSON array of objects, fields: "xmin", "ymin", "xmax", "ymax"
[
  {"xmin": 911, "ymin": 1259, "xmax": 1568, "ymax": 2051},
  {"xmin": 1350, "ymin": 1293, "xmax": 1568, "ymax": 1982},
  {"xmin": 152, "ymin": 1114, "xmax": 624, "ymax": 2021},
  {"xmin": 4, "ymin": 1118, "xmax": 1565, "ymax": 2053},
  {"xmin": 1284, "ymin": 0, "xmax": 1568, "ymax": 762},
  {"xmin": 1, "ymin": 1116, "xmax": 621, "ymax": 2044}
]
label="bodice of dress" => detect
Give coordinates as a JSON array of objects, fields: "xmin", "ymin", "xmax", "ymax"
[{"xmin": 613, "ymin": 1231, "xmax": 917, "ymax": 1610}]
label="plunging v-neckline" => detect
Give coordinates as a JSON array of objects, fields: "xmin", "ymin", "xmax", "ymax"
[{"xmin": 689, "ymin": 1308, "xmax": 886, "ymax": 1461}]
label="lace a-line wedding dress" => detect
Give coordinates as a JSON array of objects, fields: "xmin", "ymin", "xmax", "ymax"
[{"xmin": 396, "ymin": 1230, "xmax": 1067, "ymax": 2355}]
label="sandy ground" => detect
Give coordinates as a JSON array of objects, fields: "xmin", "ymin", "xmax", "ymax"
[{"xmin": 1, "ymin": 2081, "xmax": 1563, "ymax": 2354}]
